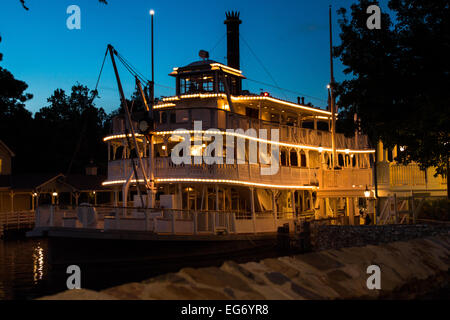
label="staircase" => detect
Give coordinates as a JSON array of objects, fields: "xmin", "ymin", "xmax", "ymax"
[{"xmin": 378, "ymin": 195, "xmax": 425, "ymax": 225}]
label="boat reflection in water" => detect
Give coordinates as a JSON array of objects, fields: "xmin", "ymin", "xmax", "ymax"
[
  {"xmin": 1, "ymin": 236, "xmax": 285, "ymax": 300},
  {"xmin": 0, "ymin": 239, "xmax": 51, "ymax": 300}
]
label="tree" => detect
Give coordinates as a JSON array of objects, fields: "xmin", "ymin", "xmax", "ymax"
[
  {"xmin": 0, "ymin": 35, "xmax": 34, "ymax": 173},
  {"xmin": 19, "ymin": 0, "xmax": 107, "ymax": 10},
  {"xmin": 334, "ymin": 0, "xmax": 450, "ymax": 197},
  {"xmin": 109, "ymin": 86, "xmax": 149, "ymax": 118},
  {"xmin": 34, "ymin": 84, "xmax": 109, "ymax": 175}
]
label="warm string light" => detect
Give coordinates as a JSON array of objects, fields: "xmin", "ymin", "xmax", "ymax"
[
  {"xmin": 161, "ymin": 94, "xmax": 334, "ymax": 116},
  {"xmin": 102, "ymin": 130, "xmax": 375, "ymax": 154},
  {"xmin": 103, "ymin": 178, "xmax": 319, "ymax": 190},
  {"xmin": 210, "ymin": 63, "xmax": 243, "ymax": 74},
  {"xmin": 171, "ymin": 63, "xmax": 244, "ymax": 77},
  {"xmin": 103, "ymin": 133, "xmax": 144, "ymax": 142},
  {"xmin": 152, "ymin": 130, "xmax": 375, "ymax": 154},
  {"xmin": 153, "ymin": 103, "xmax": 176, "ymax": 109}
]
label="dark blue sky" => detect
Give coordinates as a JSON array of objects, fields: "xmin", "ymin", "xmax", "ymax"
[{"xmin": 0, "ymin": 0, "xmax": 386, "ymax": 114}]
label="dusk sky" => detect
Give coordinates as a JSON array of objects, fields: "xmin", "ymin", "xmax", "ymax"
[{"xmin": 0, "ymin": 0, "xmax": 388, "ymax": 114}]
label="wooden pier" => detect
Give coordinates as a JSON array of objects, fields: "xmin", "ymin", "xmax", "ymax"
[{"xmin": 0, "ymin": 210, "xmax": 35, "ymax": 238}]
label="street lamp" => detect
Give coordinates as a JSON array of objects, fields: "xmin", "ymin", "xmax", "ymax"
[
  {"xmin": 364, "ymin": 185, "xmax": 371, "ymax": 198},
  {"xmin": 149, "ymin": 9, "xmax": 155, "ymax": 108}
]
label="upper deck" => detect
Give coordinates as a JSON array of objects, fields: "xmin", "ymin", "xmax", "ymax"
[{"xmin": 102, "ymin": 58, "xmax": 375, "ymax": 192}]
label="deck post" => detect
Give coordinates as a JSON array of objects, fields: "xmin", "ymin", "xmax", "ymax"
[
  {"xmin": 36, "ymin": 207, "xmax": 41, "ymax": 227},
  {"xmin": 193, "ymin": 211, "xmax": 198, "ymax": 235},
  {"xmin": 153, "ymin": 216, "xmax": 157, "ymax": 233},
  {"xmin": 348, "ymin": 197, "xmax": 355, "ymax": 225},
  {"xmin": 50, "ymin": 205, "xmax": 54, "ymax": 227},
  {"xmin": 114, "ymin": 190, "xmax": 118, "ymax": 207},
  {"xmin": 10, "ymin": 191, "xmax": 14, "ymax": 214},
  {"xmin": 172, "ymin": 211, "xmax": 176, "ymax": 234},
  {"xmin": 214, "ymin": 185, "xmax": 219, "ymax": 233},
  {"xmin": 394, "ymin": 193, "xmax": 398, "ymax": 224},
  {"xmin": 272, "ymin": 190, "xmax": 277, "ymax": 228},
  {"xmin": 411, "ymin": 193, "xmax": 416, "ymax": 224},
  {"xmin": 115, "ymin": 207, "xmax": 120, "ymax": 229},
  {"xmin": 204, "ymin": 186, "xmax": 209, "ymax": 231},
  {"xmin": 250, "ymin": 187, "xmax": 256, "ymax": 233},
  {"xmin": 291, "ymin": 191, "xmax": 296, "ymax": 218}
]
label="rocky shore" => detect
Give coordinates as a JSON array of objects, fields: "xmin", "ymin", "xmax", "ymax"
[{"xmin": 40, "ymin": 233, "xmax": 449, "ymax": 300}]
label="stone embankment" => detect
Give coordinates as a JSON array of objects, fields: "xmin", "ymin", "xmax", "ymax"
[
  {"xmin": 40, "ymin": 234, "xmax": 449, "ymax": 300},
  {"xmin": 310, "ymin": 224, "xmax": 450, "ymax": 251}
]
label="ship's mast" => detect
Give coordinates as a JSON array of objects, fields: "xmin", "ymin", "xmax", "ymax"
[{"xmin": 107, "ymin": 45, "xmax": 151, "ymax": 207}]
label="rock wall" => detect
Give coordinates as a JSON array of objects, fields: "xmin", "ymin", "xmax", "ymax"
[
  {"xmin": 40, "ymin": 235, "xmax": 450, "ymax": 300},
  {"xmin": 311, "ymin": 224, "xmax": 450, "ymax": 251}
]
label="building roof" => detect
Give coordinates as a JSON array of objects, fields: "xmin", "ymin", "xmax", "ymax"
[
  {"xmin": 185, "ymin": 59, "xmax": 219, "ymax": 67},
  {"xmin": 1, "ymin": 173, "xmax": 110, "ymax": 192},
  {"xmin": 10, "ymin": 173, "xmax": 61, "ymax": 190},
  {"xmin": 0, "ymin": 139, "xmax": 15, "ymax": 157},
  {"xmin": 170, "ymin": 60, "xmax": 246, "ymax": 78},
  {"xmin": 64, "ymin": 174, "xmax": 107, "ymax": 191}
]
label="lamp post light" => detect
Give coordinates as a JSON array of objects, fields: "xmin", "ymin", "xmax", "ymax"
[
  {"xmin": 364, "ymin": 185, "xmax": 371, "ymax": 198},
  {"xmin": 149, "ymin": 9, "xmax": 155, "ymax": 107}
]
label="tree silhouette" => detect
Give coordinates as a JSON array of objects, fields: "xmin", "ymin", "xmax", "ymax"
[
  {"xmin": 33, "ymin": 84, "xmax": 109, "ymax": 175},
  {"xmin": 0, "ymin": 36, "xmax": 34, "ymax": 173},
  {"xmin": 334, "ymin": 0, "xmax": 449, "ymax": 197},
  {"xmin": 19, "ymin": 0, "xmax": 107, "ymax": 10}
]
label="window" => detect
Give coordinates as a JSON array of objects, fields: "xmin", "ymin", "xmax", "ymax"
[
  {"xmin": 300, "ymin": 152, "xmax": 307, "ymax": 167},
  {"xmin": 280, "ymin": 150, "xmax": 287, "ymax": 166},
  {"xmin": 161, "ymin": 111, "xmax": 167, "ymax": 124},
  {"xmin": 176, "ymin": 110, "xmax": 189, "ymax": 123},
  {"xmin": 270, "ymin": 113, "xmax": 279, "ymax": 123},
  {"xmin": 317, "ymin": 121, "xmax": 329, "ymax": 131},
  {"xmin": 180, "ymin": 74, "xmax": 215, "ymax": 94},
  {"xmin": 302, "ymin": 121, "xmax": 314, "ymax": 129},
  {"xmin": 290, "ymin": 151, "xmax": 298, "ymax": 166},
  {"xmin": 338, "ymin": 154, "xmax": 345, "ymax": 167},
  {"xmin": 245, "ymin": 107, "xmax": 259, "ymax": 119},
  {"xmin": 169, "ymin": 112, "xmax": 176, "ymax": 123}
]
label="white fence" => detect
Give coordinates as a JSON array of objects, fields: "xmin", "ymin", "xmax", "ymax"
[{"xmin": 34, "ymin": 205, "xmax": 299, "ymax": 235}]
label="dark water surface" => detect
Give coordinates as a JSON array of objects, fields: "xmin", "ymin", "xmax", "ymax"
[
  {"xmin": 0, "ymin": 236, "xmax": 283, "ymax": 300},
  {"xmin": 0, "ymin": 238, "xmax": 53, "ymax": 300}
]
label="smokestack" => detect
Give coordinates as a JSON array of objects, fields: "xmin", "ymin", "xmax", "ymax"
[{"xmin": 224, "ymin": 11, "xmax": 241, "ymax": 70}]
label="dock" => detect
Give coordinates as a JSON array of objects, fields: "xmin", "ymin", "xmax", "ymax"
[{"xmin": 0, "ymin": 210, "xmax": 35, "ymax": 238}]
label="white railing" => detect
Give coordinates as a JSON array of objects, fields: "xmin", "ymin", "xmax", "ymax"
[
  {"xmin": 33, "ymin": 205, "xmax": 302, "ymax": 235},
  {"xmin": 108, "ymin": 158, "xmax": 150, "ymax": 181},
  {"xmin": 390, "ymin": 164, "xmax": 426, "ymax": 186},
  {"xmin": 0, "ymin": 210, "xmax": 35, "ymax": 236},
  {"xmin": 154, "ymin": 158, "xmax": 319, "ymax": 187},
  {"xmin": 322, "ymin": 168, "xmax": 373, "ymax": 189},
  {"xmin": 377, "ymin": 163, "xmax": 447, "ymax": 191}
]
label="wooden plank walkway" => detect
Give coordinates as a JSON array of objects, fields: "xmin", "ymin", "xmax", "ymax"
[{"xmin": 0, "ymin": 210, "xmax": 35, "ymax": 238}]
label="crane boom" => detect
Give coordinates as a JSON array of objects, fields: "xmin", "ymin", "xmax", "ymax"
[{"xmin": 107, "ymin": 45, "xmax": 152, "ymax": 198}]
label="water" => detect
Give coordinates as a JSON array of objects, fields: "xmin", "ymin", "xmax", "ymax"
[
  {"xmin": 0, "ymin": 236, "xmax": 283, "ymax": 300},
  {"xmin": 0, "ymin": 238, "xmax": 54, "ymax": 300}
]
